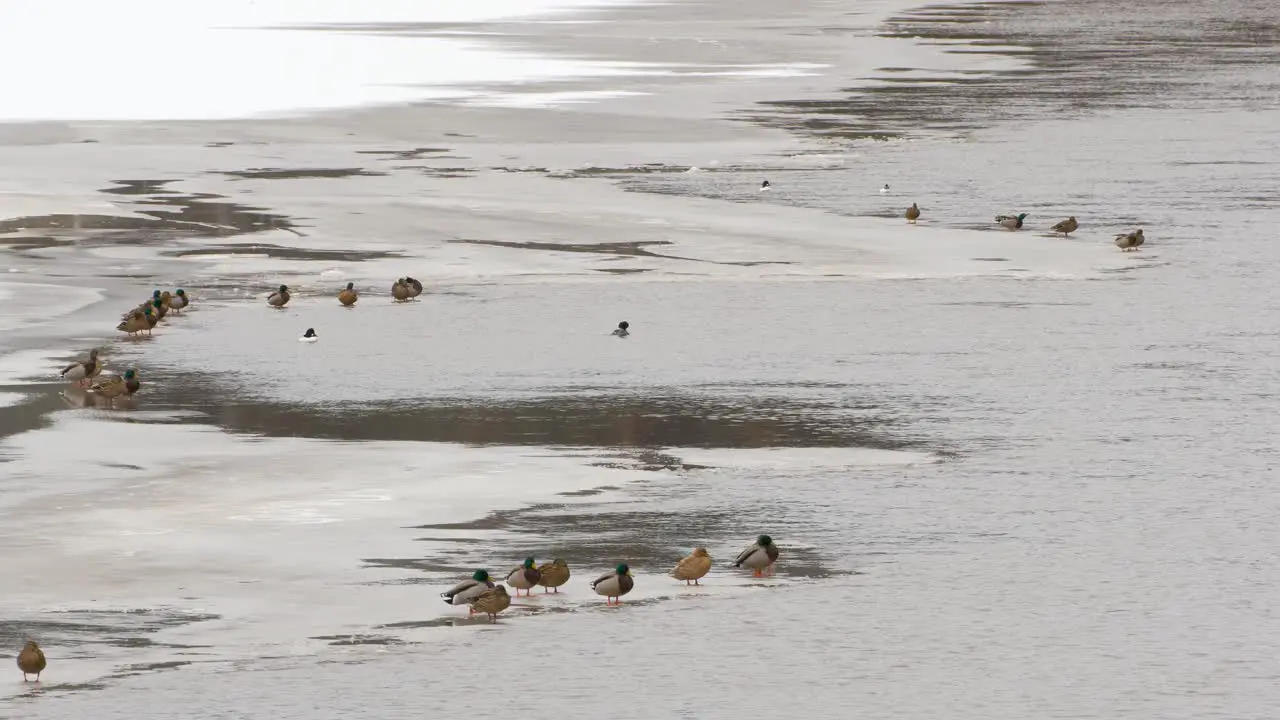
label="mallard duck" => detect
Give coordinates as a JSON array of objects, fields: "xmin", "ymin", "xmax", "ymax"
[
  {"xmin": 88, "ymin": 369, "xmax": 140, "ymax": 405},
  {"xmin": 169, "ymin": 289, "xmax": 189, "ymax": 313},
  {"xmin": 17, "ymin": 641, "xmax": 46, "ymax": 682},
  {"xmin": 1051, "ymin": 216, "xmax": 1079, "ymax": 237},
  {"xmin": 612, "ymin": 321, "xmax": 629, "ymax": 337},
  {"xmin": 267, "ymin": 285, "xmax": 290, "ymax": 308},
  {"xmin": 469, "ymin": 585, "xmax": 511, "ymax": 622},
  {"xmin": 404, "ymin": 277, "xmax": 423, "ymax": 299},
  {"xmin": 535, "ymin": 558, "xmax": 571, "ymax": 593},
  {"xmin": 441, "ymin": 570, "xmax": 495, "ymax": 614},
  {"xmin": 338, "ymin": 282, "xmax": 358, "ymax": 307},
  {"xmin": 115, "ymin": 303, "xmax": 152, "ymax": 335},
  {"xmin": 590, "ymin": 563, "xmax": 634, "ymax": 605},
  {"xmin": 733, "ymin": 535, "xmax": 779, "ymax": 578},
  {"xmin": 160, "ymin": 290, "xmax": 173, "ymax": 307},
  {"xmin": 60, "ymin": 349, "xmax": 102, "ymax": 387},
  {"xmin": 504, "ymin": 557, "xmax": 542, "ymax": 597},
  {"xmin": 299, "ymin": 328, "xmax": 318, "ymax": 343},
  {"xmin": 391, "ymin": 278, "xmax": 410, "ymax": 302},
  {"xmin": 149, "ymin": 298, "xmax": 167, "ymax": 323},
  {"xmin": 905, "ymin": 203, "xmax": 920, "ymax": 224},
  {"xmin": 670, "ymin": 547, "xmax": 712, "ymax": 585},
  {"xmin": 996, "ymin": 213, "xmax": 1029, "ymax": 231},
  {"xmin": 143, "ymin": 301, "xmax": 162, "ymax": 332},
  {"xmin": 1114, "ymin": 228, "xmax": 1144, "ymax": 251}
]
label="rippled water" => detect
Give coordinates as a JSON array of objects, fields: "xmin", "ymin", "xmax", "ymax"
[{"xmin": 5, "ymin": 0, "xmax": 1280, "ymax": 717}]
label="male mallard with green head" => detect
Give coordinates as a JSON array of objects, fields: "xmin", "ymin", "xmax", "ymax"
[
  {"xmin": 404, "ymin": 277, "xmax": 423, "ymax": 299},
  {"xmin": 905, "ymin": 203, "xmax": 920, "ymax": 224},
  {"xmin": 1051, "ymin": 216, "xmax": 1079, "ymax": 237},
  {"xmin": 535, "ymin": 558, "xmax": 571, "ymax": 593},
  {"xmin": 996, "ymin": 213, "xmax": 1029, "ymax": 231},
  {"xmin": 441, "ymin": 569, "xmax": 495, "ymax": 615},
  {"xmin": 1115, "ymin": 228, "xmax": 1144, "ymax": 251},
  {"xmin": 169, "ymin": 289, "xmax": 189, "ymax": 313},
  {"xmin": 590, "ymin": 563, "xmax": 634, "ymax": 605},
  {"xmin": 469, "ymin": 585, "xmax": 511, "ymax": 622},
  {"xmin": 391, "ymin": 279, "xmax": 410, "ymax": 302},
  {"xmin": 670, "ymin": 547, "xmax": 712, "ymax": 585},
  {"xmin": 267, "ymin": 285, "xmax": 290, "ymax": 308},
  {"xmin": 504, "ymin": 557, "xmax": 542, "ymax": 597},
  {"xmin": 61, "ymin": 349, "xmax": 103, "ymax": 387},
  {"xmin": 338, "ymin": 282, "xmax": 358, "ymax": 307},
  {"xmin": 733, "ymin": 535, "xmax": 779, "ymax": 578},
  {"xmin": 88, "ymin": 369, "xmax": 140, "ymax": 406},
  {"xmin": 17, "ymin": 641, "xmax": 46, "ymax": 682}
]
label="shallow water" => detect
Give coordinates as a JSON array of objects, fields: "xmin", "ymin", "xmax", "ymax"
[{"xmin": 4, "ymin": 0, "xmax": 1280, "ymax": 717}]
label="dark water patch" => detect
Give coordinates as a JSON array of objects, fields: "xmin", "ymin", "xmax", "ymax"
[
  {"xmin": 0, "ymin": 610, "xmax": 222, "ymax": 654},
  {"xmin": 558, "ymin": 487, "xmax": 608, "ymax": 497},
  {"xmin": 124, "ymin": 385, "xmax": 914, "ymax": 450},
  {"xmin": 356, "ymin": 147, "xmax": 453, "ymax": 160},
  {"xmin": 742, "ymin": 0, "xmax": 1280, "ymax": 142},
  {"xmin": 594, "ymin": 267, "xmax": 652, "ymax": 274},
  {"xmin": 310, "ymin": 634, "xmax": 404, "ymax": 646},
  {"xmin": 97, "ymin": 179, "xmax": 305, "ymax": 238},
  {"xmin": 0, "ymin": 235, "xmax": 72, "ymax": 252},
  {"xmin": 218, "ymin": 167, "xmax": 387, "ymax": 180},
  {"xmin": 413, "ymin": 500, "xmax": 843, "ymax": 582},
  {"xmin": 162, "ymin": 243, "xmax": 401, "ymax": 263},
  {"xmin": 101, "ymin": 180, "xmax": 179, "ymax": 196},
  {"xmin": 451, "ymin": 237, "xmax": 790, "ymax": 267}
]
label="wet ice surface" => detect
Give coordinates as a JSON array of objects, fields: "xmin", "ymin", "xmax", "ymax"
[{"xmin": 4, "ymin": 0, "xmax": 1280, "ymax": 718}]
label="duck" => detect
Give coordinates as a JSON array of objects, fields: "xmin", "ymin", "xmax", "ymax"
[
  {"xmin": 144, "ymin": 301, "xmax": 162, "ymax": 332},
  {"xmin": 1051, "ymin": 216, "xmax": 1079, "ymax": 237},
  {"xmin": 469, "ymin": 585, "xmax": 511, "ymax": 623},
  {"xmin": 338, "ymin": 282, "xmax": 358, "ymax": 307},
  {"xmin": 612, "ymin": 321, "xmax": 630, "ymax": 337},
  {"xmin": 267, "ymin": 285, "xmax": 290, "ymax": 308},
  {"xmin": 168, "ymin": 289, "xmax": 189, "ymax": 313},
  {"xmin": 404, "ymin": 277, "xmax": 423, "ymax": 299},
  {"xmin": 670, "ymin": 547, "xmax": 712, "ymax": 586},
  {"xmin": 760, "ymin": 180, "xmax": 771, "ymax": 192},
  {"xmin": 535, "ymin": 558, "xmax": 571, "ymax": 593},
  {"xmin": 1115, "ymin": 228, "xmax": 1145, "ymax": 251},
  {"xmin": 159, "ymin": 290, "xmax": 173, "ymax": 310},
  {"xmin": 441, "ymin": 570, "xmax": 495, "ymax": 614},
  {"xmin": 117, "ymin": 308, "xmax": 150, "ymax": 338},
  {"xmin": 504, "ymin": 557, "xmax": 542, "ymax": 597},
  {"xmin": 60, "ymin": 349, "xmax": 103, "ymax": 387},
  {"xmin": 905, "ymin": 203, "xmax": 920, "ymax": 224},
  {"xmin": 880, "ymin": 184, "xmax": 890, "ymax": 193},
  {"xmin": 17, "ymin": 641, "xmax": 46, "ymax": 682},
  {"xmin": 299, "ymin": 328, "xmax": 318, "ymax": 343},
  {"xmin": 87, "ymin": 369, "xmax": 140, "ymax": 406},
  {"xmin": 733, "ymin": 534, "xmax": 780, "ymax": 578},
  {"xmin": 391, "ymin": 278, "xmax": 411, "ymax": 302},
  {"xmin": 996, "ymin": 213, "xmax": 1029, "ymax": 231},
  {"xmin": 149, "ymin": 290, "xmax": 169, "ymax": 320},
  {"xmin": 590, "ymin": 563, "xmax": 634, "ymax": 605}
]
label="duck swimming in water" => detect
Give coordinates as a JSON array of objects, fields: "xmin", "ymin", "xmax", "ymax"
[
  {"xmin": 612, "ymin": 321, "xmax": 630, "ymax": 337},
  {"xmin": 880, "ymin": 184, "xmax": 890, "ymax": 193},
  {"xmin": 760, "ymin": 180, "xmax": 771, "ymax": 192},
  {"xmin": 299, "ymin": 328, "xmax": 318, "ymax": 343}
]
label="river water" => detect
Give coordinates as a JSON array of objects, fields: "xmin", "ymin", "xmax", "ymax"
[{"xmin": 3, "ymin": 0, "xmax": 1279, "ymax": 718}]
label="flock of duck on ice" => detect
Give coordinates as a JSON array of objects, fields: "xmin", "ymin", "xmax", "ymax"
[
  {"xmin": 33, "ymin": 178, "xmax": 1150, "ymax": 677},
  {"xmin": 16, "ymin": 536, "xmax": 780, "ymax": 681}
]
